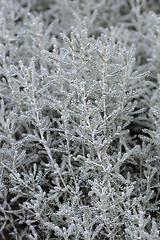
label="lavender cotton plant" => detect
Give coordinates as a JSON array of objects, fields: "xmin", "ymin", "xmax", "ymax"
[{"xmin": 0, "ymin": 0, "xmax": 160, "ymax": 239}]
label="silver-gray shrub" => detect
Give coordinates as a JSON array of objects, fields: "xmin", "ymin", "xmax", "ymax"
[{"xmin": 0, "ymin": 0, "xmax": 160, "ymax": 239}]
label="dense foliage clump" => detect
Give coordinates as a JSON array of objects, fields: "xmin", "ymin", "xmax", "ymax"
[{"xmin": 0, "ymin": 0, "xmax": 160, "ymax": 239}]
